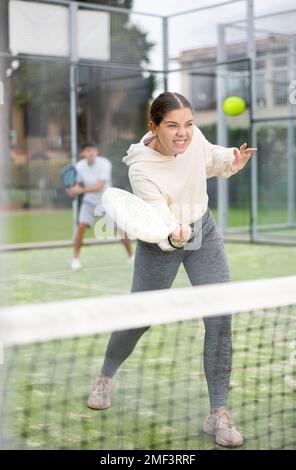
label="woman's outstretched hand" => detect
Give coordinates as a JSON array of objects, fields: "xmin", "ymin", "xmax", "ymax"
[{"xmin": 231, "ymin": 143, "xmax": 257, "ymax": 174}]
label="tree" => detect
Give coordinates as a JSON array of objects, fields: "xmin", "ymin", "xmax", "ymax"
[
  {"xmin": 76, "ymin": 0, "xmax": 155, "ymax": 188},
  {"xmin": 9, "ymin": 0, "xmax": 155, "ymax": 193},
  {"xmin": 77, "ymin": 0, "xmax": 154, "ymax": 143}
]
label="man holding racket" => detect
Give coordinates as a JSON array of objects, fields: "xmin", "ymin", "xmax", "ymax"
[
  {"xmin": 66, "ymin": 142, "xmax": 134, "ymax": 270},
  {"xmin": 88, "ymin": 93, "xmax": 257, "ymax": 447}
]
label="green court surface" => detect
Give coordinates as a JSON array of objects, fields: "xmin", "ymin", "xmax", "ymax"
[
  {"xmin": 1, "ymin": 241, "xmax": 296, "ymax": 306},
  {"xmin": 2, "ymin": 208, "xmax": 295, "ymax": 244},
  {"xmin": 1, "ymin": 242, "xmax": 296, "ymax": 450}
]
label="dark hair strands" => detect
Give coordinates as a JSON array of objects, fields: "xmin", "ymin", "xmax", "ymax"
[{"xmin": 150, "ymin": 92, "xmax": 193, "ymax": 126}]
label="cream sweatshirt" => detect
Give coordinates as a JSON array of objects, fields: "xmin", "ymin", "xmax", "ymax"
[{"xmin": 122, "ymin": 125, "xmax": 237, "ymax": 225}]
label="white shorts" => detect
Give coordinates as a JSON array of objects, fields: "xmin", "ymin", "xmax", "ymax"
[
  {"xmin": 78, "ymin": 202, "xmax": 123, "ymax": 238},
  {"xmin": 78, "ymin": 202, "xmax": 96, "ymax": 226}
]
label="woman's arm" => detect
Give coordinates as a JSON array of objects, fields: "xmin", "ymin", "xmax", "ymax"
[
  {"xmin": 129, "ymin": 171, "xmax": 176, "ymax": 224},
  {"xmin": 205, "ymin": 139, "xmax": 257, "ymax": 179},
  {"xmin": 129, "ymin": 170, "xmax": 191, "ymax": 245}
]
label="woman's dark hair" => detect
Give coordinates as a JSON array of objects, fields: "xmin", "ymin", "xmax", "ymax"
[{"xmin": 150, "ymin": 92, "xmax": 193, "ymax": 126}]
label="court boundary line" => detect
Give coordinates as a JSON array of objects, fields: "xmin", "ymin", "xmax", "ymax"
[
  {"xmin": 1, "ymin": 262, "xmax": 133, "ymax": 279},
  {"xmin": 11, "ymin": 274, "xmax": 127, "ymax": 296},
  {"xmin": 0, "ymin": 238, "xmax": 120, "ymax": 252}
]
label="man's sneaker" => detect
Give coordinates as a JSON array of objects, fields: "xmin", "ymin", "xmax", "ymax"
[
  {"xmin": 71, "ymin": 258, "xmax": 81, "ymax": 271},
  {"xmin": 87, "ymin": 376, "xmax": 116, "ymax": 410},
  {"xmin": 203, "ymin": 406, "xmax": 244, "ymax": 447}
]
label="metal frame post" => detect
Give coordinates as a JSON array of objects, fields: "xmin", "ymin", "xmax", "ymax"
[
  {"xmin": 162, "ymin": 16, "xmax": 169, "ymax": 92},
  {"xmin": 217, "ymin": 23, "xmax": 229, "ymax": 233},
  {"xmin": 69, "ymin": 1, "xmax": 79, "ymax": 239},
  {"xmin": 247, "ymin": 0, "xmax": 258, "ymax": 242},
  {"xmin": 287, "ymin": 34, "xmax": 295, "ymax": 227}
]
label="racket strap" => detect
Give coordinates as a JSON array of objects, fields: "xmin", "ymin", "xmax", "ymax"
[{"xmin": 167, "ymin": 236, "xmax": 185, "ymax": 250}]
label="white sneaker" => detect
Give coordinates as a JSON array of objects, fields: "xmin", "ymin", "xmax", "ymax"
[
  {"xmin": 71, "ymin": 258, "xmax": 81, "ymax": 271},
  {"xmin": 203, "ymin": 407, "xmax": 244, "ymax": 447},
  {"xmin": 87, "ymin": 376, "xmax": 116, "ymax": 410}
]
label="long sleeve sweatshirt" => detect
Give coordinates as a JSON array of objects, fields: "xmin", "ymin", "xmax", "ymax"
[{"xmin": 122, "ymin": 125, "xmax": 236, "ymax": 225}]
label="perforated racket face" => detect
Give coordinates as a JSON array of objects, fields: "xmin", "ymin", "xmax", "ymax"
[
  {"xmin": 60, "ymin": 165, "xmax": 77, "ymax": 188},
  {"xmin": 102, "ymin": 188, "xmax": 173, "ymax": 243}
]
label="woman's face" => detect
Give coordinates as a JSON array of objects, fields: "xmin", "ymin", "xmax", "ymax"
[{"xmin": 150, "ymin": 107, "xmax": 194, "ymax": 156}]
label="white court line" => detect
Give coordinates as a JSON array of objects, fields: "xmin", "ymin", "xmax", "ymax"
[
  {"xmin": 0, "ymin": 263, "xmax": 130, "ymax": 279},
  {"xmin": 12, "ymin": 274, "xmax": 127, "ymax": 295}
]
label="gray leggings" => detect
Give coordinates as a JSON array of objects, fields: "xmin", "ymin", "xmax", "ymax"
[{"xmin": 101, "ymin": 209, "xmax": 232, "ymax": 408}]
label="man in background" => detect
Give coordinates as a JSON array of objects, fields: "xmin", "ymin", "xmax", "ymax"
[{"xmin": 67, "ymin": 141, "xmax": 134, "ymax": 270}]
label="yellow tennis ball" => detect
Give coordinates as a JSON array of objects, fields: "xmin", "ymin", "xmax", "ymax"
[{"xmin": 223, "ymin": 96, "xmax": 246, "ymax": 116}]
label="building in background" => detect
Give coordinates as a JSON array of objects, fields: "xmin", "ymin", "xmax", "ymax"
[{"xmin": 178, "ymin": 34, "xmax": 296, "ymax": 127}]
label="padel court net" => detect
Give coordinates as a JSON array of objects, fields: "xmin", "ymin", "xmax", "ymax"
[{"xmin": 0, "ymin": 277, "xmax": 295, "ymax": 450}]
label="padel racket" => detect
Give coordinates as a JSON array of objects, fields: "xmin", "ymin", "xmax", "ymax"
[
  {"xmin": 100, "ymin": 187, "xmax": 180, "ymax": 244},
  {"xmin": 60, "ymin": 164, "xmax": 77, "ymax": 188}
]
